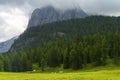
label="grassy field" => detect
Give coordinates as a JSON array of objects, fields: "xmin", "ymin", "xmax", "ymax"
[{"xmin": 0, "ymin": 69, "xmax": 120, "ymax": 80}]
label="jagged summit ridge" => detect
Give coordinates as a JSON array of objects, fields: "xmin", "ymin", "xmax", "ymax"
[{"xmin": 28, "ymin": 6, "xmax": 87, "ymax": 28}]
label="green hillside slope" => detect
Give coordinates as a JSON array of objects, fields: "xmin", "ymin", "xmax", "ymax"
[
  {"xmin": 0, "ymin": 16, "xmax": 119, "ymax": 72},
  {"xmin": 10, "ymin": 16, "xmax": 120, "ymax": 51}
]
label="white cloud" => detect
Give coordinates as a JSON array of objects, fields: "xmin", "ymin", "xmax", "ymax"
[{"xmin": 0, "ymin": 6, "xmax": 29, "ymax": 42}]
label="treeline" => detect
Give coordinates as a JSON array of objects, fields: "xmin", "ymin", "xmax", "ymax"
[{"xmin": 0, "ymin": 31, "xmax": 120, "ymax": 72}]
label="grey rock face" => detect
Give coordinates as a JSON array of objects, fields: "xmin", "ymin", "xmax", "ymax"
[
  {"xmin": 28, "ymin": 6, "xmax": 87, "ymax": 28},
  {"xmin": 0, "ymin": 37, "xmax": 16, "ymax": 53}
]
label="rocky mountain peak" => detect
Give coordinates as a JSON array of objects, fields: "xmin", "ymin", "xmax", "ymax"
[{"xmin": 28, "ymin": 6, "xmax": 87, "ymax": 28}]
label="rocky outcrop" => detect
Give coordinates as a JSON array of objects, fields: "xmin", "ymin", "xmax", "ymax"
[{"xmin": 28, "ymin": 6, "xmax": 87, "ymax": 28}]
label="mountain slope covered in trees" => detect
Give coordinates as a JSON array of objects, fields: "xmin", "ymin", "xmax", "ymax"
[
  {"xmin": 10, "ymin": 16, "xmax": 120, "ymax": 51},
  {"xmin": 0, "ymin": 16, "xmax": 120, "ymax": 72}
]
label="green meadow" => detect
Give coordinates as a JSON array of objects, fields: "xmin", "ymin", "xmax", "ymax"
[{"xmin": 0, "ymin": 69, "xmax": 120, "ymax": 80}]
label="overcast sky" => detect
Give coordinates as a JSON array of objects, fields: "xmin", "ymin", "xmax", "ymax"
[{"xmin": 0, "ymin": 0, "xmax": 120, "ymax": 42}]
